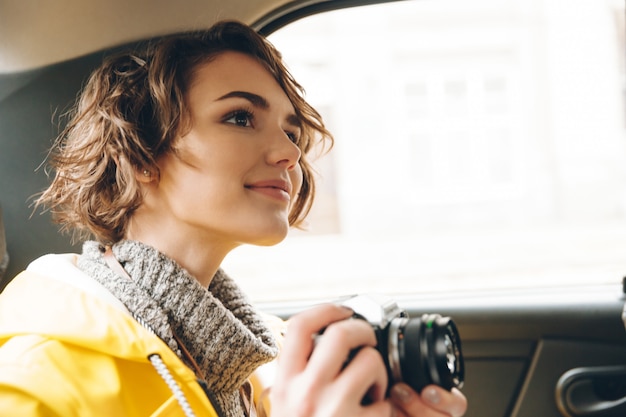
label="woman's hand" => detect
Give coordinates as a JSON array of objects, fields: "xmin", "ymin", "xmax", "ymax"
[
  {"xmin": 269, "ymin": 303, "xmax": 468, "ymax": 417},
  {"xmin": 270, "ymin": 303, "xmax": 392, "ymax": 417},
  {"xmin": 390, "ymin": 383, "xmax": 467, "ymax": 417}
]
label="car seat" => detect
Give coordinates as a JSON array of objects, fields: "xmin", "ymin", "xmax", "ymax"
[{"xmin": 0, "ymin": 205, "xmax": 8, "ymax": 281}]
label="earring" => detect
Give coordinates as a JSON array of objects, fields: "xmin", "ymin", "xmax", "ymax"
[{"xmin": 142, "ymin": 169, "xmax": 151, "ymax": 177}]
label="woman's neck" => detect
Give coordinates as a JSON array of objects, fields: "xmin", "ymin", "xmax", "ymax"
[{"xmin": 125, "ymin": 217, "xmax": 238, "ymax": 288}]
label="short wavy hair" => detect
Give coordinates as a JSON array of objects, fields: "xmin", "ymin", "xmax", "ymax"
[{"xmin": 36, "ymin": 20, "xmax": 332, "ymax": 245}]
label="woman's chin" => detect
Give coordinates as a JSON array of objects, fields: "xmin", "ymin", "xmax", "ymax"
[{"xmin": 248, "ymin": 227, "xmax": 290, "ymax": 247}]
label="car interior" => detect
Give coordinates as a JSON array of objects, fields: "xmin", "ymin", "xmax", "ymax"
[{"xmin": 1, "ymin": 0, "xmax": 626, "ymax": 416}]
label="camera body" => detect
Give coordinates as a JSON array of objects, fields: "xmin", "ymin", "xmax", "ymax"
[{"xmin": 337, "ymin": 294, "xmax": 464, "ymax": 393}]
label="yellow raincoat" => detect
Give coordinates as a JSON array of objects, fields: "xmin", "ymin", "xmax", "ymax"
[{"xmin": 0, "ymin": 254, "xmax": 232, "ymax": 416}]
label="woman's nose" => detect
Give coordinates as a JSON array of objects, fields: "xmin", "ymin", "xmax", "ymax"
[{"xmin": 269, "ymin": 131, "xmax": 302, "ymax": 170}]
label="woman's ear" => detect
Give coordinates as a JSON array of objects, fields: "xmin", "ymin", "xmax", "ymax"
[{"xmin": 135, "ymin": 168, "xmax": 154, "ymax": 183}]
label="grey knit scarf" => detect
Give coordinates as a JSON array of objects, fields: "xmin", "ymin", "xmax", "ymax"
[{"xmin": 78, "ymin": 240, "xmax": 278, "ymax": 417}]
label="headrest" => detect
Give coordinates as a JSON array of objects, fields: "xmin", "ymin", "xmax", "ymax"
[{"xmin": 0, "ymin": 205, "xmax": 8, "ymax": 280}]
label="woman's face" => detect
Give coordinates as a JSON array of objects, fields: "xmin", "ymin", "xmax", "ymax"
[{"xmin": 144, "ymin": 51, "xmax": 303, "ymax": 249}]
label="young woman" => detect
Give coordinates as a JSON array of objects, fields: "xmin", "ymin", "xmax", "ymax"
[{"xmin": 0, "ymin": 20, "xmax": 466, "ymax": 417}]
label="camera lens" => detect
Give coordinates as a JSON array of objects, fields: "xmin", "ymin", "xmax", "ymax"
[{"xmin": 387, "ymin": 314, "xmax": 464, "ymax": 392}]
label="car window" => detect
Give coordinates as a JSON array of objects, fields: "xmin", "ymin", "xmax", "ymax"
[{"xmin": 222, "ymin": 0, "xmax": 626, "ymax": 303}]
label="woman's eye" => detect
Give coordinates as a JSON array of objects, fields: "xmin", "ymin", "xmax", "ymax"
[
  {"xmin": 224, "ymin": 110, "xmax": 253, "ymax": 127},
  {"xmin": 285, "ymin": 130, "xmax": 302, "ymax": 143},
  {"xmin": 286, "ymin": 132, "xmax": 298, "ymax": 143}
]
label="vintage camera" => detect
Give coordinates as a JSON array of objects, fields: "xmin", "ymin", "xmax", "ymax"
[{"xmin": 335, "ymin": 294, "xmax": 464, "ymax": 393}]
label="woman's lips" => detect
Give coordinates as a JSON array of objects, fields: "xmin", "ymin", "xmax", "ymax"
[{"xmin": 245, "ymin": 179, "xmax": 292, "ymax": 203}]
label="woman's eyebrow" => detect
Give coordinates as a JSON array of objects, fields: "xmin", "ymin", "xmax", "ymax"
[
  {"xmin": 286, "ymin": 114, "xmax": 302, "ymax": 130},
  {"xmin": 217, "ymin": 90, "xmax": 302, "ymax": 128},
  {"xmin": 216, "ymin": 91, "xmax": 268, "ymax": 108}
]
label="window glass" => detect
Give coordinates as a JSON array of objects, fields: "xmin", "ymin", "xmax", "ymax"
[{"xmin": 223, "ymin": 0, "xmax": 626, "ymax": 303}]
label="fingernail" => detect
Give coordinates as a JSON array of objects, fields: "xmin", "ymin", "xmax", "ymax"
[
  {"xmin": 391, "ymin": 384, "xmax": 412, "ymax": 404},
  {"xmin": 450, "ymin": 406, "xmax": 465, "ymax": 417},
  {"xmin": 422, "ymin": 386, "xmax": 441, "ymax": 405},
  {"xmin": 450, "ymin": 388, "xmax": 467, "ymax": 417}
]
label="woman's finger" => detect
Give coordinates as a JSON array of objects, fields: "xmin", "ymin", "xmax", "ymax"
[
  {"xmin": 305, "ymin": 317, "xmax": 377, "ymax": 381},
  {"xmin": 391, "ymin": 384, "xmax": 467, "ymax": 417},
  {"xmin": 276, "ymin": 303, "xmax": 353, "ymax": 380},
  {"xmin": 337, "ymin": 346, "xmax": 389, "ymax": 403}
]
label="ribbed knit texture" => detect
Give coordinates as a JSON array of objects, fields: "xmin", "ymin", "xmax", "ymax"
[{"xmin": 78, "ymin": 240, "xmax": 278, "ymax": 417}]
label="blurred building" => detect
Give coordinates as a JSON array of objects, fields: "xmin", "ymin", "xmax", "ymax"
[{"xmin": 225, "ymin": 0, "xmax": 626, "ymax": 302}]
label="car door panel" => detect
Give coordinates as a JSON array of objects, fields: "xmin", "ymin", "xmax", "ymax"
[{"xmin": 407, "ymin": 285, "xmax": 626, "ymax": 417}]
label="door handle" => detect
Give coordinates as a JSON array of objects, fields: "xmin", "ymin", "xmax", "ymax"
[{"xmin": 556, "ymin": 365, "xmax": 626, "ymax": 417}]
